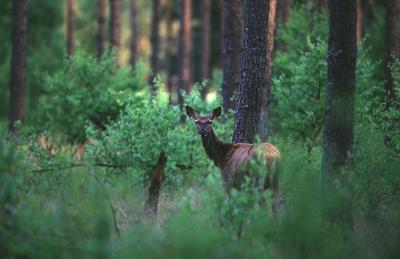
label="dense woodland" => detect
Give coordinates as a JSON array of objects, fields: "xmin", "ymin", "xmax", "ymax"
[{"xmin": 1, "ymin": 0, "xmax": 400, "ymax": 258}]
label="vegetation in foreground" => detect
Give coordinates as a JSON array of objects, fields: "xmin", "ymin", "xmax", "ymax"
[{"xmin": 1, "ymin": 4, "xmax": 400, "ymax": 259}]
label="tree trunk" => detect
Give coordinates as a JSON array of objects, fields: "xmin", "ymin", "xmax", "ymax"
[
  {"xmin": 275, "ymin": 0, "xmax": 290, "ymax": 53},
  {"xmin": 356, "ymin": 0, "xmax": 363, "ymax": 43},
  {"xmin": 66, "ymin": 0, "xmax": 75, "ymax": 56},
  {"xmin": 8, "ymin": 0, "xmax": 28, "ymax": 136},
  {"xmin": 177, "ymin": 0, "xmax": 192, "ymax": 108},
  {"xmin": 384, "ymin": 0, "xmax": 400, "ymax": 110},
  {"xmin": 316, "ymin": 0, "xmax": 327, "ymax": 9},
  {"xmin": 97, "ymin": 0, "xmax": 105, "ymax": 60},
  {"xmin": 276, "ymin": 0, "xmax": 291, "ymax": 25},
  {"xmin": 164, "ymin": 0, "xmax": 176, "ymax": 100},
  {"xmin": 150, "ymin": 0, "xmax": 160, "ymax": 85},
  {"xmin": 109, "ymin": 0, "xmax": 121, "ymax": 65},
  {"xmin": 219, "ymin": 0, "xmax": 224, "ymax": 67},
  {"xmin": 129, "ymin": 0, "xmax": 138, "ymax": 66},
  {"xmin": 200, "ymin": 0, "xmax": 211, "ymax": 99},
  {"xmin": 232, "ymin": 0, "xmax": 270, "ymax": 143},
  {"xmin": 222, "ymin": 0, "xmax": 243, "ymax": 112},
  {"xmin": 322, "ymin": 0, "xmax": 356, "ymax": 223},
  {"xmin": 260, "ymin": 0, "xmax": 277, "ymax": 141},
  {"xmin": 144, "ymin": 152, "xmax": 167, "ymax": 216}
]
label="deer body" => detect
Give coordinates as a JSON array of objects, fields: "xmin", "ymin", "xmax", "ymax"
[
  {"xmin": 201, "ymin": 127, "xmax": 280, "ymax": 191},
  {"xmin": 186, "ymin": 106, "xmax": 281, "ymax": 197}
]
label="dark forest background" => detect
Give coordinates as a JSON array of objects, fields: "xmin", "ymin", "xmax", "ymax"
[{"xmin": 1, "ymin": 0, "xmax": 400, "ymax": 258}]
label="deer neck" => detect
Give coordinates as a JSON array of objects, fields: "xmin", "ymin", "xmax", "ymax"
[{"xmin": 201, "ymin": 129, "xmax": 232, "ymax": 169}]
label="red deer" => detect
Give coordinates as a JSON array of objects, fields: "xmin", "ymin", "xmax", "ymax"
[{"xmin": 186, "ymin": 106, "xmax": 282, "ymax": 211}]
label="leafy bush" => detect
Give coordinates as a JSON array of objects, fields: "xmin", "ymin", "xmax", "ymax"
[{"xmin": 40, "ymin": 50, "xmax": 148, "ymax": 142}]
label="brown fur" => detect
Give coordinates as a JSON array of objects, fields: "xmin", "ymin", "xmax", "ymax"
[
  {"xmin": 186, "ymin": 106, "xmax": 281, "ymax": 202},
  {"xmin": 201, "ymin": 129, "xmax": 281, "ymax": 192}
]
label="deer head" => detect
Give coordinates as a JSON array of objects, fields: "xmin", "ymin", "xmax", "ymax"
[{"xmin": 186, "ymin": 106, "xmax": 221, "ymax": 136}]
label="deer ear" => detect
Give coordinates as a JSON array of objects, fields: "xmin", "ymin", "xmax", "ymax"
[
  {"xmin": 211, "ymin": 107, "xmax": 222, "ymax": 119},
  {"xmin": 186, "ymin": 106, "xmax": 197, "ymax": 119}
]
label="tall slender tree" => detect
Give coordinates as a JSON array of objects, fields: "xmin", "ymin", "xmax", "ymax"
[
  {"xmin": 164, "ymin": 0, "xmax": 175, "ymax": 98},
  {"xmin": 219, "ymin": 0, "xmax": 224, "ymax": 67},
  {"xmin": 384, "ymin": 0, "xmax": 400, "ymax": 110},
  {"xmin": 200, "ymin": 0, "xmax": 210, "ymax": 99},
  {"xmin": 232, "ymin": 0, "xmax": 270, "ymax": 143},
  {"xmin": 316, "ymin": 0, "xmax": 327, "ymax": 8},
  {"xmin": 177, "ymin": 0, "xmax": 192, "ymax": 108},
  {"xmin": 322, "ymin": 0, "xmax": 356, "ymax": 223},
  {"xmin": 276, "ymin": 0, "xmax": 291, "ymax": 25},
  {"xmin": 66, "ymin": 0, "xmax": 75, "ymax": 56},
  {"xmin": 97, "ymin": 0, "xmax": 105, "ymax": 60},
  {"xmin": 259, "ymin": 0, "xmax": 277, "ymax": 141},
  {"xmin": 109, "ymin": 0, "xmax": 121, "ymax": 65},
  {"xmin": 356, "ymin": 0, "xmax": 363, "ymax": 43},
  {"xmin": 275, "ymin": 0, "xmax": 290, "ymax": 53},
  {"xmin": 222, "ymin": 0, "xmax": 243, "ymax": 112},
  {"xmin": 9, "ymin": 0, "xmax": 28, "ymax": 136},
  {"xmin": 129, "ymin": 0, "xmax": 138, "ymax": 66},
  {"xmin": 150, "ymin": 0, "xmax": 160, "ymax": 83}
]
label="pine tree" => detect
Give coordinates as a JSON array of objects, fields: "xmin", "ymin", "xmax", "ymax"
[
  {"xmin": 222, "ymin": 0, "xmax": 243, "ymax": 111},
  {"xmin": 97, "ymin": 0, "xmax": 105, "ymax": 60},
  {"xmin": 129, "ymin": 0, "xmax": 138, "ymax": 66},
  {"xmin": 260, "ymin": 0, "xmax": 277, "ymax": 141},
  {"xmin": 322, "ymin": 0, "xmax": 356, "ymax": 224},
  {"xmin": 233, "ymin": 0, "xmax": 270, "ymax": 143},
  {"xmin": 66, "ymin": 0, "xmax": 75, "ymax": 56},
  {"xmin": 109, "ymin": 0, "xmax": 121, "ymax": 65},
  {"xmin": 9, "ymin": 0, "xmax": 28, "ymax": 136},
  {"xmin": 177, "ymin": 0, "xmax": 192, "ymax": 107}
]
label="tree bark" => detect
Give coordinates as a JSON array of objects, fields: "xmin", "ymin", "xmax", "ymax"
[
  {"xmin": 164, "ymin": 0, "xmax": 176, "ymax": 100},
  {"xmin": 97, "ymin": 0, "xmax": 105, "ymax": 60},
  {"xmin": 316, "ymin": 0, "xmax": 327, "ymax": 9},
  {"xmin": 177, "ymin": 0, "xmax": 192, "ymax": 108},
  {"xmin": 200, "ymin": 0, "xmax": 211, "ymax": 99},
  {"xmin": 222, "ymin": 0, "xmax": 243, "ymax": 112},
  {"xmin": 129, "ymin": 0, "xmax": 138, "ymax": 66},
  {"xmin": 109, "ymin": 0, "xmax": 121, "ymax": 65},
  {"xmin": 232, "ymin": 0, "xmax": 270, "ymax": 143},
  {"xmin": 260, "ymin": 0, "xmax": 277, "ymax": 141},
  {"xmin": 384, "ymin": 0, "xmax": 400, "ymax": 110},
  {"xmin": 165, "ymin": 0, "xmax": 178, "ymax": 103},
  {"xmin": 66, "ymin": 0, "xmax": 75, "ymax": 56},
  {"xmin": 219, "ymin": 0, "xmax": 224, "ymax": 67},
  {"xmin": 9, "ymin": 0, "xmax": 28, "ymax": 136},
  {"xmin": 322, "ymin": 0, "xmax": 356, "ymax": 223},
  {"xmin": 276, "ymin": 0, "xmax": 291, "ymax": 25},
  {"xmin": 356, "ymin": 0, "xmax": 363, "ymax": 43},
  {"xmin": 150, "ymin": 0, "xmax": 160, "ymax": 84}
]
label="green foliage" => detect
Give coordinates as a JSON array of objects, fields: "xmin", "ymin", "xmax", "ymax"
[
  {"xmin": 382, "ymin": 57, "xmax": 400, "ymax": 150},
  {"xmin": 40, "ymin": 50, "xmax": 147, "ymax": 142},
  {"xmin": 272, "ymin": 4, "xmax": 383, "ymax": 152},
  {"xmin": 2, "ymin": 1, "xmax": 400, "ymax": 258},
  {"xmin": 0, "ymin": 128, "xmax": 26, "ymax": 257},
  {"xmin": 86, "ymin": 82, "xmax": 232, "ymax": 188},
  {"xmin": 273, "ymin": 39, "xmax": 327, "ymax": 146},
  {"xmin": 0, "ymin": 0, "xmax": 64, "ymax": 121}
]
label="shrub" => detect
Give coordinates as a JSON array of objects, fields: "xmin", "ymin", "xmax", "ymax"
[
  {"xmin": 39, "ymin": 50, "xmax": 147, "ymax": 143},
  {"xmin": 85, "ymin": 81, "xmax": 233, "ymax": 188}
]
